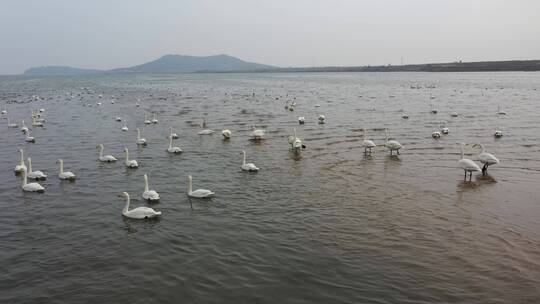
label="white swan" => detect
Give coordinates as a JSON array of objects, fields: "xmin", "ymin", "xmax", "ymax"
[
  {"xmin": 250, "ymin": 127, "xmax": 265, "ymax": 140},
  {"xmin": 121, "ymin": 120, "xmax": 128, "ymax": 131},
  {"xmin": 384, "ymin": 129, "xmax": 402, "ymax": 155},
  {"xmin": 497, "ymin": 106, "xmax": 507, "ymax": 115},
  {"xmin": 318, "ymin": 114, "xmax": 326, "ymax": 124},
  {"xmin": 298, "ymin": 117, "xmax": 305, "ymax": 125},
  {"xmin": 136, "ymin": 128, "xmax": 147, "ymax": 145},
  {"xmin": 97, "ymin": 144, "xmax": 117, "ymax": 162},
  {"xmin": 362, "ymin": 129, "xmax": 376, "ymax": 154},
  {"xmin": 25, "ymin": 129, "xmax": 35, "ymax": 143},
  {"xmin": 169, "ymin": 127, "xmax": 179, "ymax": 139},
  {"xmin": 27, "ymin": 157, "xmax": 47, "ymax": 180},
  {"xmin": 21, "ymin": 167, "xmax": 45, "ymax": 192},
  {"xmin": 167, "ymin": 136, "xmax": 182, "ymax": 154},
  {"xmin": 144, "ymin": 114, "xmax": 151, "ymax": 124},
  {"xmin": 472, "ymin": 143, "xmax": 499, "ymax": 175},
  {"xmin": 115, "ymin": 116, "xmax": 122, "ymax": 122},
  {"xmin": 57, "ymin": 159, "xmax": 76, "ymax": 180},
  {"xmin": 440, "ymin": 125, "xmax": 449, "ymax": 134},
  {"xmin": 451, "ymin": 111, "xmax": 459, "ymax": 117},
  {"xmin": 432, "ymin": 131, "xmax": 441, "ymax": 138},
  {"xmin": 241, "ymin": 150, "xmax": 259, "ymax": 171},
  {"xmin": 142, "ymin": 174, "xmax": 160, "ymax": 201},
  {"xmin": 7, "ymin": 117, "xmax": 18, "ymax": 128},
  {"xmin": 288, "ymin": 128, "xmax": 304, "ymax": 150},
  {"xmin": 119, "ymin": 192, "xmax": 161, "ymax": 219},
  {"xmin": 459, "ymin": 143, "xmax": 481, "ymax": 181},
  {"xmin": 21, "ymin": 120, "xmax": 28, "ymax": 133},
  {"xmin": 14, "ymin": 149, "xmax": 27, "ymax": 173},
  {"xmin": 221, "ymin": 129, "xmax": 231, "ymax": 139},
  {"xmin": 151, "ymin": 113, "xmax": 158, "ymax": 124},
  {"xmin": 187, "ymin": 175, "xmax": 214, "ymax": 198},
  {"xmin": 124, "ymin": 148, "xmax": 139, "ymax": 168},
  {"xmin": 494, "ymin": 129, "xmax": 503, "ymax": 138}
]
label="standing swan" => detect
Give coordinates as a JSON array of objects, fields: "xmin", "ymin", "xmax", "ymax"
[
  {"xmin": 187, "ymin": 175, "xmax": 214, "ymax": 198},
  {"xmin": 167, "ymin": 135, "xmax": 182, "ymax": 154},
  {"xmin": 14, "ymin": 149, "xmax": 27, "ymax": 173},
  {"xmin": 57, "ymin": 159, "xmax": 76, "ymax": 180},
  {"xmin": 27, "ymin": 157, "xmax": 47, "ymax": 180},
  {"xmin": 97, "ymin": 144, "xmax": 117, "ymax": 162},
  {"xmin": 241, "ymin": 150, "xmax": 259, "ymax": 171},
  {"xmin": 119, "ymin": 192, "xmax": 161, "ymax": 219},
  {"xmin": 136, "ymin": 128, "xmax": 147, "ymax": 146},
  {"xmin": 362, "ymin": 129, "xmax": 376, "ymax": 154},
  {"xmin": 459, "ymin": 143, "xmax": 481, "ymax": 181},
  {"xmin": 472, "ymin": 143, "xmax": 499, "ymax": 175},
  {"xmin": 21, "ymin": 167, "xmax": 45, "ymax": 192},
  {"xmin": 384, "ymin": 129, "xmax": 402, "ymax": 155},
  {"xmin": 124, "ymin": 148, "xmax": 139, "ymax": 168},
  {"xmin": 142, "ymin": 174, "xmax": 160, "ymax": 201}
]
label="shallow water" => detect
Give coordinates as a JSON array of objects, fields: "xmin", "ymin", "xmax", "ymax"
[{"xmin": 1, "ymin": 72, "xmax": 540, "ymax": 303}]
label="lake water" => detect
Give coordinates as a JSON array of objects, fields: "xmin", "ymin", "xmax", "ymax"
[{"xmin": 1, "ymin": 72, "xmax": 540, "ymax": 303}]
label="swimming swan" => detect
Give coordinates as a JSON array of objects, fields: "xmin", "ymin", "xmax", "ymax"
[
  {"xmin": 57, "ymin": 159, "xmax": 76, "ymax": 180},
  {"xmin": 142, "ymin": 174, "xmax": 160, "ymax": 201},
  {"xmin": 459, "ymin": 143, "xmax": 481, "ymax": 181},
  {"xmin": 187, "ymin": 175, "xmax": 214, "ymax": 198},
  {"xmin": 124, "ymin": 148, "xmax": 139, "ymax": 168},
  {"xmin": 97, "ymin": 144, "xmax": 117, "ymax": 162},
  {"xmin": 119, "ymin": 192, "xmax": 161, "ymax": 219},
  {"xmin": 241, "ymin": 150, "xmax": 259, "ymax": 171},
  {"xmin": 27, "ymin": 157, "xmax": 47, "ymax": 180},
  {"xmin": 21, "ymin": 167, "xmax": 45, "ymax": 192}
]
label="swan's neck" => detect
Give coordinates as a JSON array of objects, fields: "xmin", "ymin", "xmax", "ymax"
[
  {"xmin": 22, "ymin": 169, "xmax": 27, "ymax": 186},
  {"xmin": 243, "ymin": 152, "xmax": 246, "ymax": 165},
  {"xmin": 385, "ymin": 130, "xmax": 389, "ymax": 142},
  {"xmin": 188, "ymin": 177, "xmax": 192, "ymax": 193},
  {"xmin": 99, "ymin": 146, "xmax": 103, "ymax": 158},
  {"xmin": 293, "ymin": 128, "xmax": 297, "ymax": 139},
  {"xmin": 22, "ymin": 120, "xmax": 26, "ymax": 127},
  {"xmin": 28, "ymin": 158, "xmax": 33, "ymax": 173},
  {"xmin": 125, "ymin": 149, "xmax": 129, "ymax": 161},
  {"xmin": 20, "ymin": 150, "xmax": 24, "ymax": 165},
  {"xmin": 169, "ymin": 136, "xmax": 173, "ymax": 148},
  {"xmin": 460, "ymin": 145, "xmax": 464, "ymax": 159},
  {"xmin": 123, "ymin": 195, "xmax": 130, "ymax": 213},
  {"xmin": 144, "ymin": 175, "xmax": 149, "ymax": 192},
  {"xmin": 60, "ymin": 160, "xmax": 64, "ymax": 173},
  {"xmin": 137, "ymin": 129, "xmax": 140, "ymax": 140}
]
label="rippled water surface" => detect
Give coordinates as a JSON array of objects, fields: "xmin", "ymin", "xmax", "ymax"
[{"xmin": 1, "ymin": 72, "xmax": 540, "ymax": 303}]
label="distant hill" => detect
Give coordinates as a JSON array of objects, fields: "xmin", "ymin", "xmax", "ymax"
[
  {"xmin": 24, "ymin": 66, "xmax": 102, "ymax": 76},
  {"xmin": 111, "ymin": 54, "xmax": 274, "ymax": 73}
]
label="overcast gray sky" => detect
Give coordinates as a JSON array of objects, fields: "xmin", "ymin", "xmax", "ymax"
[{"xmin": 1, "ymin": 0, "xmax": 539, "ymax": 74}]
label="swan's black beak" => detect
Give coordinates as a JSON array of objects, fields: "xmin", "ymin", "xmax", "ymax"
[{"xmin": 302, "ymin": 144, "xmax": 306, "ymax": 149}]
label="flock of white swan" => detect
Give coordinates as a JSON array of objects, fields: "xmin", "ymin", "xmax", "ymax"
[{"xmin": 3, "ymin": 94, "xmax": 502, "ymax": 219}]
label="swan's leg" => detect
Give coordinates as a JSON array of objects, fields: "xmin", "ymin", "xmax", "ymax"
[
  {"xmin": 464, "ymin": 170, "xmax": 467, "ymax": 180},
  {"xmin": 482, "ymin": 163, "xmax": 487, "ymax": 175},
  {"xmin": 397, "ymin": 149, "xmax": 400, "ymax": 155},
  {"xmin": 188, "ymin": 197, "xmax": 193, "ymax": 210}
]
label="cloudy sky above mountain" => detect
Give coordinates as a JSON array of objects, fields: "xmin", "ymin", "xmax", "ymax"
[{"xmin": 1, "ymin": 0, "xmax": 539, "ymax": 74}]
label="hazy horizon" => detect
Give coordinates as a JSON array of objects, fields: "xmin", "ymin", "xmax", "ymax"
[{"xmin": 1, "ymin": 0, "xmax": 540, "ymax": 74}]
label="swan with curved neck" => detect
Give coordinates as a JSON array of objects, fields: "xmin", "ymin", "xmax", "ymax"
[
  {"xmin": 187, "ymin": 175, "xmax": 214, "ymax": 198},
  {"xmin": 57, "ymin": 159, "xmax": 76, "ymax": 180},
  {"xmin": 288, "ymin": 128, "xmax": 303, "ymax": 150},
  {"xmin": 472, "ymin": 143, "xmax": 499, "ymax": 175},
  {"xmin": 241, "ymin": 150, "xmax": 259, "ymax": 171},
  {"xmin": 167, "ymin": 136, "xmax": 182, "ymax": 153},
  {"xmin": 121, "ymin": 120, "xmax": 128, "ymax": 131},
  {"xmin": 221, "ymin": 129, "xmax": 231, "ymax": 139},
  {"xmin": 459, "ymin": 143, "xmax": 481, "ymax": 181},
  {"xmin": 97, "ymin": 144, "xmax": 117, "ymax": 162},
  {"xmin": 384, "ymin": 128, "xmax": 402, "ymax": 155},
  {"xmin": 14, "ymin": 149, "xmax": 27, "ymax": 173},
  {"xmin": 362, "ymin": 129, "xmax": 376, "ymax": 155},
  {"xmin": 119, "ymin": 192, "xmax": 161, "ymax": 219},
  {"xmin": 22, "ymin": 167, "xmax": 44, "ymax": 192},
  {"xmin": 136, "ymin": 128, "xmax": 147, "ymax": 145},
  {"xmin": 124, "ymin": 148, "xmax": 139, "ymax": 168},
  {"xmin": 27, "ymin": 157, "xmax": 47, "ymax": 179},
  {"xmin": 142, "ymin": 174, "xmax": 160, "ymax": 201},
  {"xmin": 144, "ymin": 114, "xmax": 151, "ymax": 124},
  {"xmin": 152, "ymin": 113, "xmax": 158, "ymax": 124}
]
